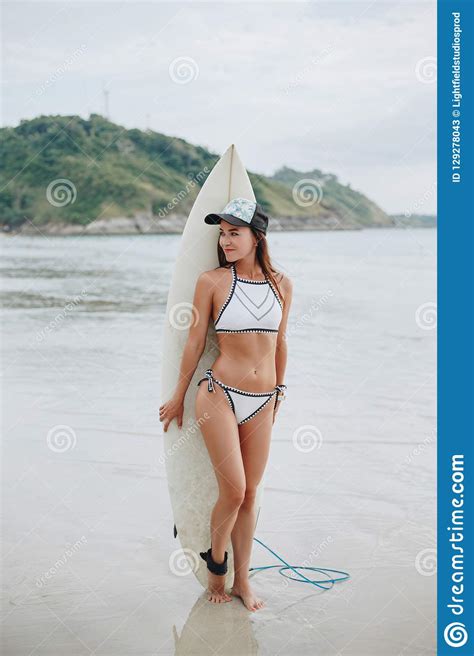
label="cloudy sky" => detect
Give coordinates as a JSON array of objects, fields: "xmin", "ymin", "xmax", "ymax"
[{"xmin": 3, "ymin": 1, "xmax": 436, "ymax": 214}]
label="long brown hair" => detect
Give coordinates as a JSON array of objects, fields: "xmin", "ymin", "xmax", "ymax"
[{"xmin": 216, "ymin": 227, "xmax": 284, "ymax": 303}]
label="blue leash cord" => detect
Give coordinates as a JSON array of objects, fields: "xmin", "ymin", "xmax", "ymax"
[{"xmin": 250, "ymin": 537, "xmax": 350, "ymax": 590}]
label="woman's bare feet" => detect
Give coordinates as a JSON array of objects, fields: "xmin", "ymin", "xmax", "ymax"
[
  {"xmin": 231, "ymin": 580, "xmax": 265, "ymax": 611},
  {"xmin": 207, "ymin": 570, "xmax": 232, "ymax": 603}
]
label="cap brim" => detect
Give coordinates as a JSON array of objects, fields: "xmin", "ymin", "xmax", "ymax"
[{"xmin": 204, "ymin": 213, "xmax": 250, "ymax": 227}]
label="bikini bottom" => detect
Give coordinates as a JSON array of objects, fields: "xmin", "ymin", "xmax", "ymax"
[{"xmin": 197, "ymin": 368, "xmax": 284, "ymax": 425}]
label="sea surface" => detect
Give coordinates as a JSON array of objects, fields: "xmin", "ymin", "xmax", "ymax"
[{"xmin": 1, "ymin": 227, "xmax": 436, "ymax": 655}]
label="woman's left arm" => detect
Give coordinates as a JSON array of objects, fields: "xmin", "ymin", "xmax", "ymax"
[{"xmin": 274, "ymin": 275, "xmax": 293, "ymax": 423}]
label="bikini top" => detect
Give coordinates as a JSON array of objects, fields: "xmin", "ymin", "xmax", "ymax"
[{"xmin": 213, "ymin": 263, "xmax": 283, "ymax": 334}]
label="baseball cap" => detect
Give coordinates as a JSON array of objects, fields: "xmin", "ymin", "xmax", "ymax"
[{"xmin": 204, "ymin": 197, "xmax": 269, "ymax": 235}]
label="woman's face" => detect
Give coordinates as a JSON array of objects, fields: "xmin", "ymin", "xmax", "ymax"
[{"xmin": 218, "ymin": 220, "xmax": 256, "ymax": 260}]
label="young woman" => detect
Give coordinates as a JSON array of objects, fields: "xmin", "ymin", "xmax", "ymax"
[{"xmin": 159, "ymin": 198, "xmax": 293, "ymax": 611}]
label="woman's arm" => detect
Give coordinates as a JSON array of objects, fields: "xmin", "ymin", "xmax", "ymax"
[
  {"xmin": 173, "ymin": 271, "xmax": 215, "ymax": 401},
  {"xmin": 159, "ymin": 271, "xmax": 214, "ymax": 431},
  {"xmin": 273, "ymin": 275, "xmax": 293, "ymax": 424},
  {"xmin": 273, "ymin": 276, "xmax": 293, "ymax": 423},
  {"xmin": 275, "ymin": 274, "xmax": 293, "ymax": 387}
]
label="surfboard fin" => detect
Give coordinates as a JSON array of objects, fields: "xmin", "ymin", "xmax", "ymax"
[{"xmin": 173, "ymin": 523, "xmax": 177, "ymax": 538}]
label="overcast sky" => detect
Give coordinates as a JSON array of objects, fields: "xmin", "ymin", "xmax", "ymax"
[{"xmin": 3, "ymin": 1, "xmax": 436, "ymax": 214}]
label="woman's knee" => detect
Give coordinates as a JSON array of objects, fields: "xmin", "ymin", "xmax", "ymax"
[
  {"xmin": 219, "ymin": 484, "xmax": 246, "ymax": 509},
  {"xmin": 240, "ymin": 486, "xmax": 257, "ymax": 510}
]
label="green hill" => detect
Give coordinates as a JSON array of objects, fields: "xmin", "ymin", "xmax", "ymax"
[
  {"xmin": 0, "ymin": 114, "xmax": 413, "ymax": 233},
  {"xmin": 271, "ymin": 166, "xmax": 389, "ymax": 228}
]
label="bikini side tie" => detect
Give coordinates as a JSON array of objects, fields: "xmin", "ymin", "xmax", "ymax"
[
  {"xmin": 275, "ymin": 383, "xmax": 287, "ymax": 401},
  {"xmin": 204, "ymin": 368, "xmax": 215, "ymax": 393}
]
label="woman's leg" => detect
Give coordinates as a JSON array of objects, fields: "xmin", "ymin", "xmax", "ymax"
[
  {"xmin": 230, "ymin": 399, "xmax": 274, "ymax": 611},
  {"xmin": 195, "ymin": 379, "xmax": 245, "ymax": 603}
]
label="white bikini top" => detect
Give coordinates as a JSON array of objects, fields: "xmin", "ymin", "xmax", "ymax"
[{"xmin": 213, "ymin": 263, "xmax": 283, "ymax": 334}]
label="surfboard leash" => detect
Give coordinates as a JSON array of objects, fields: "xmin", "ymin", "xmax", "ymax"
[
  {"xmin": 173, "ymin": 523, "xmax": 350, "ymax": 590},
  {"xmin": 249, "ymin": 536, "xmax": 350, "ymax": 590}
]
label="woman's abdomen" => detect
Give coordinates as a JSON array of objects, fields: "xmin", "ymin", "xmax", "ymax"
[{"xmin": 212, "ymin": 334, "xmax": 278, "ymax": 391}]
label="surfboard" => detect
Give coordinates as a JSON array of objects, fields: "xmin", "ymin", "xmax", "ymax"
[{"xmin": 161, "ymin": 144, "xmax": 265, "ymax": 589}]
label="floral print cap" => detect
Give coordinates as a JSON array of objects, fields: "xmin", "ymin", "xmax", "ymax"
[
  {"xmin": 204, "ymin": 197, "xmax": 269, "ymax": 234},
  {"xmin": 221, "ymin": 198, "xmax": 256, "ymax": 223}
]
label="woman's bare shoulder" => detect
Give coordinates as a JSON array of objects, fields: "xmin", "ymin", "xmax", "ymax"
[
  {"xmin": 274, "ymin": 270, "xmax": 293, "ymax": 292},
  {"xmin": 197, "ymin": 266, "xmax": 231, "ymax": 286}
]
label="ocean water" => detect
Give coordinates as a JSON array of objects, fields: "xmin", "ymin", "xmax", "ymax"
[{"xmin": 1, "ymin": 228, "xmax": 436, "ymax": 655}]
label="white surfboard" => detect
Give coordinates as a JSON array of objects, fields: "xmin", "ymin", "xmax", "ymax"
[{"xmin": 161, "ymin": 144, "xmax": 264, "ymax": 589}]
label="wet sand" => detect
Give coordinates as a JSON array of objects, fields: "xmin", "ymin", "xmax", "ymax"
[{"xmin": 1, "ymin": 229, "xmax": 436, "ymax": 654}]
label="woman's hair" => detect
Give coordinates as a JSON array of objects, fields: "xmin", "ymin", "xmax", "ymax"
[{"xmin": 216, "ymin": 227, "xmax": 284, "ymax": 302}]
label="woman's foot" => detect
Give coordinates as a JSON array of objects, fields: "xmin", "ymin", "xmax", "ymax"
[
  {"xmin": 231, "ymin": 580, "xmax": 265, "ymax": 611},
  {"xmin": 207, "ymin": 570, "xmax": 232, "ymax": 603}
]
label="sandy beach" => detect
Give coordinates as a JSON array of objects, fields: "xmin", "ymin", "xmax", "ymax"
[{"xmin": 1, "ymin": 228, "xmax": 436, "ymax": 655}]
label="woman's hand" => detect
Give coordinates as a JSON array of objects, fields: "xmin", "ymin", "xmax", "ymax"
[{"xmin": 159, "ymin": 394, "xmax": 184, "ymax": 432}]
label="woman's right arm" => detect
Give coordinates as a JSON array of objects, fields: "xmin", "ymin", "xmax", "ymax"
[{"xmin": 159, "ymin": 271, "xmax": 214, "ymax": 432}]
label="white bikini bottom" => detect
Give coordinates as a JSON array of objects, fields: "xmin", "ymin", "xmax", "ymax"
[{"xmin": 197, "ymin": 368, "xmax": 283, "ymax": 425}]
